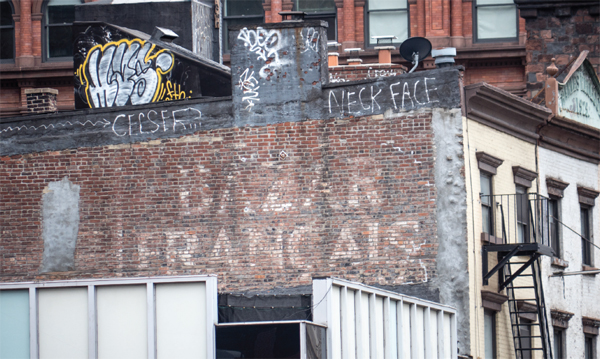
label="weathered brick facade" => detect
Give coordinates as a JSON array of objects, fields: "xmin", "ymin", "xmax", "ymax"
[
  {"xmin": 516, "ymin": 1, "xmax": 600, "ymax": 97},
  {"xmin": 1, "ymin": 111, "xmax": 438, "ymax": 292}
]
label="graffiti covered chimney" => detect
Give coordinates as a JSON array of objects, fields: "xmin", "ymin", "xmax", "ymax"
[{"xmin": 229, "ymin": 19, "xmax": 328, "ymax": 125}]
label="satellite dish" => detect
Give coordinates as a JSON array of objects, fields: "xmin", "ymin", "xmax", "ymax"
[{"xmin": 399, "ymin": 37, "xmax": 432, "ymax": 73}]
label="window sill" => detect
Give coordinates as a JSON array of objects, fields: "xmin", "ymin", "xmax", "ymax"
[
  {"xmin": 481, "ymin": 232, "xmax": 502, "ymax": 245},
  {"xmin": 582, "ymin": 265, "xmax": 599, "ymax": 275},
  {"xmin": 551, "ymin": 257, "xmax": 569, "ymax": 269}
]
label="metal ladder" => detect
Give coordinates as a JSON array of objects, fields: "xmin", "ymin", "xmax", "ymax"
[{"xmin": 503, "ymin": 256, "xmax": 553, "ymax": 359}]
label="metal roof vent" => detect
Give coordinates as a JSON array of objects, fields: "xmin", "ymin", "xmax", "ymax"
[{"xmin": 151, "ymin": 27, "xmax": 179, "ymax": 43}]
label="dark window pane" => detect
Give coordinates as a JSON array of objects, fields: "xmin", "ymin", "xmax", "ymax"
[
  {"xmin": 0, "ymin": 27, "xmax": 14, "ymax": 59},
  {"xmin": 48, "ymin": 25, "xmax": 73, "ymax": 58},
  {"xmin": 553, "ymin": 329, "xmax": 563, "ymax": 359},
  {"xmin": 549, "ymin": 199, "xmax": 560, "ymax": 256},
  {"xmin": 297, "ymin": 0, "xmax": 336, "ymax": 12},
  {"xmin": 225, "ymin": 17, "xmax": 264, "ymax": 51},
  {"xmin": 581, "ymin": 207, "xmax": 592, "ymax": 265},
  {"xmin": 585, "ymin": 336, "xmax": 594, "ymax": 359},
  {"xmin": 0, "ymin": 1, "xmax": 13, "ymax": 26},
  {"xmin": 216, "ymin": 323, "xmax": 300, "ymax": 358},
  {"xmin": 225, "ymin": 0, "xmax": 264, "ymax": 16},
  {"xmin": 305, "ymin": 13, "xmax": 335, "ymax": 41},
  {"xmin": 48, "ymin": 6, "xmax": 75, "ymax": 25}
]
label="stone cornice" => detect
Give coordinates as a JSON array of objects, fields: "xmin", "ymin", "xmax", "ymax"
[
  {"xmin": 551, "ymin": 309, "xmax": 574, "ymax": 329},
  {"xmin": 583, "ymin": 316, "xmax": 600, "ymax": 335},
  {"xmin": 481, "ymin": 290, "xmax": 508, "ymax": 312},
  {"xmin": 476, "ymin": 151, "xmax": 504, "ymax": 175},
  {"xmin": 513, "ymin": 166, "xmax": 538, "ymax": 187},
  {"xmin": 546, "ymin": 177, "xmax": 569, "ymax": 198},
  {"xmin": 465, "ymin": 82, "xmax": 552, "ymax": 144},
  {"xmin": 517, "ymin": 300, "xmax": 538, "ymax": 321},
  {"xmin": 577, "ymin": 186, "xmax": 600, "ymax": 206}
]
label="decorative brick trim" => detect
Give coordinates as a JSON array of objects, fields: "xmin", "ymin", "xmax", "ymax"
[
  {"xmin": 512, "ymin": 166, "xmax": 537, "ymax": 188},
  {"xmin": 481, "ymin": 290, "xmax": 508, "ymax": 312},
  {"xmin": 578, "ymin": 186, "xmax": 599, "ymax": 207},
  {"xmin": 582, "ymin": 316, "xmax": 600, "ymax": 336},
  {"xmin": 551, "ymin": 309, "xmax": 574, "ymax": 329},
  {"xmin": 476, "ymin": 152, "xmax": 503, "ymax": 175},
  {"xmin": 546, "ymin": 177, "xmax": 569, "ymax": 198}
]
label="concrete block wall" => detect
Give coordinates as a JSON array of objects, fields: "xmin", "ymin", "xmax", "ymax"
[{"xmin": 0, "ymin": 111, "xmax": 439, "ymax": 293}]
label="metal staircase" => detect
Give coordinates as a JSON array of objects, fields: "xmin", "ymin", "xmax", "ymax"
[
  {"xmin": 504, "ymin": 255, "xmax": 552, "ymax": 359},
  {"xmin": 481, "ymin": 193, "xmax": 554, "ymax": 359}
]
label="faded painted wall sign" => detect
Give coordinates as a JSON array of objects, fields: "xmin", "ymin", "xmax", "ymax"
[
  {"xmin": 559, "ymin": 63, "xmax": 600, "ymax": 129},
  {"xmin": 77, "ymin": 39, "xmax": 175, "ymax": 108}
]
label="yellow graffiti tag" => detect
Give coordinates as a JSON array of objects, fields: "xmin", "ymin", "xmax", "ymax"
[
  {"xmin": 78, "ymin": 38, "xmax": 175, "ymax": 108},
  {"xmin": 157, "ymin": 80, "xmax": 192, "ymax": 102}
]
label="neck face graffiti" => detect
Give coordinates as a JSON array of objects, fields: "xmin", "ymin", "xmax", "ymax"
[{"xmin": 77, "ymin": 38, "xmax": 175, "ymax": 108}]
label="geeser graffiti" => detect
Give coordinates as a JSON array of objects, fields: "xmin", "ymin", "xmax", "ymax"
[{"xmin": 77, "ymin": 39, "xmax": 175, "ymax": 108}]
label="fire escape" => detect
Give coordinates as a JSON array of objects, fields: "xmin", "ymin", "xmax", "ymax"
[{"xmin": 482, "ymin": 193, "xmax": 554, "ymax": 359}]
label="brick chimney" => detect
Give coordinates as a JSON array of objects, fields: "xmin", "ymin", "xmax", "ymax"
[{"xmin": 25, "ymin": 88, "xmax": 58, "ymax": 114}]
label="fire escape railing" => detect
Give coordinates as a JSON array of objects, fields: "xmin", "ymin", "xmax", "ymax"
[
  {"xmin": 480, "ymin": 193, "xmax": 554, "ymax": 359},
  {"xmin": 481, "ymin": 193, "xmax": 553, "ymax": 249}
]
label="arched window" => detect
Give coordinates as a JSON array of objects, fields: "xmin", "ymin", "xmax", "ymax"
[
  {"xmin": 43, "ymin": 0, "xmax": 83, "ymax": 60},
  {"xmin": 0, "ymin": 0, "xmax": 15, "ymax": 62}
]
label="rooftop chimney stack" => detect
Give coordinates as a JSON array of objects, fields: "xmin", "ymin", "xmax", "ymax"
[
  {"xmin": 432, "ymin": 48, "xmax": 457, "ymax": 68},
  {"xmin": 25, "ymin": 88, "xmax": 58, "ymax": 114},
  {"xmin": 328, "ymin": 41, "xmax": 341, "ymax": 67},
  {"xmin": 229, "ymin": 18, "xmax": 328, "ymax": 123}
]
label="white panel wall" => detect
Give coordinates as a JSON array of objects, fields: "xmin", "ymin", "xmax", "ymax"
[
  {"xmin": 0, "ymin": 276, "xmax": 217, "ymax": 359},
  {"xmin": 312, "ymin": 278, "xmax": 457, "ymax": 359},
  {"xmin": 97, "ymin": 285, "xmax": 148, "ymax": 359},
  {"xmin": 38, "ymin": 287, "xmax": 88, "ymax": 359},
  {"xmin": 156, "ymin": 282, "xmax": 207, "ymax": 359}
]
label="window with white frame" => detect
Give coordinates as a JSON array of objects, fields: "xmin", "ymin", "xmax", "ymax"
[
  {"xmin": 0, "ymin": 0, "xmax": 15, "ymax": 62},
  {"xmin": 365, "ymin": 0, "xmax": 409, "ymax": 46},
  {"xmin": 43, "ymin": 0, "xmax": 83, "ymax": 60},
  {"xmin": 473, "ymin": 0, "xmax": 518, "ymax": 42},
  {"xmin": 0, "ymin": 276, "xmax": 217, "ymax": 359}
]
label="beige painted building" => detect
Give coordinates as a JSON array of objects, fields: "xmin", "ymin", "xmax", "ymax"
[{"xmin": 462, "ymin": 54, "xmax": 600, "ymax": 359}]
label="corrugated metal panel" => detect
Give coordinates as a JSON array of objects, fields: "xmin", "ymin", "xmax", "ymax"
[{"xmin": 312, "ymin": 278, "xmax": 458, "ymax": 359}]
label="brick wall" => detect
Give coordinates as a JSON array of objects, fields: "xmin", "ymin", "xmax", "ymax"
[
  {"xmin": 25, "ymin": 88, "xmax": 58, "ymax": 114},
  {"xmin": 522, "ymin": 6, "xmax": 599, "ymax": 98},
  {"xmin": 0, "ymin": 112, "xmax": 438, "ymax": 292},
  {"xmin": 329, "ymin": 63, "xmax": 406, "ymax": 83}
]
